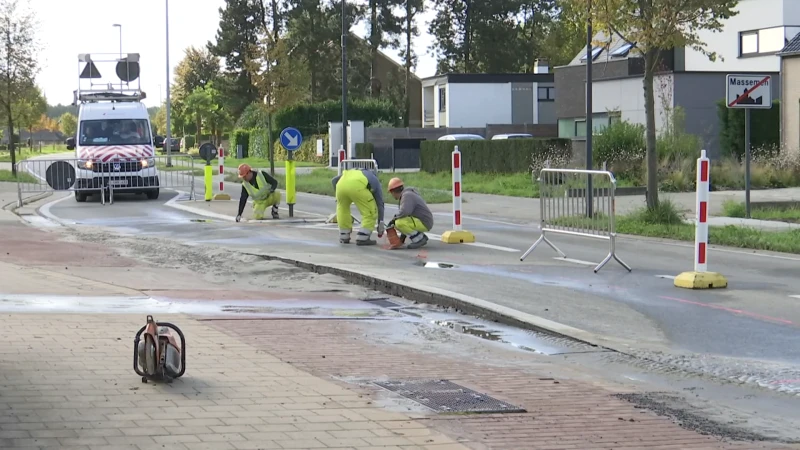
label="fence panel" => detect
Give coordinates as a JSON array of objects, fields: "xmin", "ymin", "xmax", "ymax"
[
  {"xmin": 340, "ymin": 158, "xmax": 378, "ymax": 175},
  {"xmin": 15, "ymin": 158, "xmax": 107, "ymax": 206},
  {"xmin": 520, "ymin": 168, "xmax": 631, "ymax": 273}
]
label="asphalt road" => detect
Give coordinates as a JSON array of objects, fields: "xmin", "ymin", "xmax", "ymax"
[{"xmin": 21, "ymin": 155, "xmax": 800, "ymax": 394}]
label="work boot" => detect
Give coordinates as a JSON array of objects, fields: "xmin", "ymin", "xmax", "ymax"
[
  {"xmin": 339, "ymin": 230, "xmax": 351, "ymax": 244},
  {"xmin": 356, "ymin": 231, "xmax": 377, "ymax": 246},
  {"xmin": 271, "ymin": 205, "xmax": 280, "ymax": 219},
  {"xmin": 399, "ymin": 233, "xmax": 407, "ymax": 243},
  {"xmin": 406, "ymin": 233, "xmax": 428, "ymax": 249}
]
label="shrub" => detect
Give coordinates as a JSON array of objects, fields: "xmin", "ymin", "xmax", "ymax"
[
  {"xmin": 273, "ymin": 98, "xmax": 401, "ymax": 138},
  {"xmin": 657, "ymin": 106, "xmax": 702, "ymax": 163},
  {"xmin": 420, "ymin": 138, "xmax": 572, "ymax": 174},
  {"xmin": 273, "ymin": 134, "xmax": 328, "ymax": 164},
  {"xmin": 717, "ymin": 99, "xmax": 780, "ymax": 158},
  {"xmin": 236, "ymin": 103, "xmax": 270, "ymax": 129},
  {"xmin": 593, "ymin": 121, "xmax": 645, "ymax": 179},
  {"xmin": 230, "ymin": 129, "xmax": 251, "ymax": 157},
  {"xmin": 182, "ymin": 135, "xmax": 196, "ymax": 149},
  {"xmin": 355, "ymin": 143, "xmax": 374, "ymax": 159},
  {"xmin": 630, "ymin": 198, "xmax": 684, "ymax": 225}
]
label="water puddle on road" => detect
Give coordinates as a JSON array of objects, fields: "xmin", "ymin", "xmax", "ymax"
[{"xmin": 425, "ymin": 315, "xmax": 571, "ymax": 355}]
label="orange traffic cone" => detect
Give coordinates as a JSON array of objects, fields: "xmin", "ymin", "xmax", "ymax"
[{"xmin": 386, "ymin": 227, "xmax": 404, "ymax": 249}]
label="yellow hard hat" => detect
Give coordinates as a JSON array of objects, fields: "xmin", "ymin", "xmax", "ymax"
[{"xmin": 388, "ymin": 177, "xmax": 404, "ymax": 191}]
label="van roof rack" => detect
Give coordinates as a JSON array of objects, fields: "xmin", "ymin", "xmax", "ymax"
[
  {"xmin": 73, "ymin": 52, "xmax": 145, "ymax": 105},
  {"xmin": 73, "ymin": 89, "xmax": 147, "ymax": 104}
]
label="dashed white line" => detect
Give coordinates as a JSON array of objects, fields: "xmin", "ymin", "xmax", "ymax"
[{"xmin": 790, "ymin": 295, "xmax": 800, "ymax": 299}]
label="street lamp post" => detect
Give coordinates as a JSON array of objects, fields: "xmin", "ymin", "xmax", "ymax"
[
  {"xmin": 112, "ymin": 24, "xmax": 122, "ymax": 59},
  {"xmin": 341, "ymin": 0, "xmax": 348, "ymax": 158},
  {"xmin": 585, "ymin": 0, "xmax": 594, "ymax": 217},
  {"xmin": 165, "ymin": 0, "xmax": 172, "ymax": 166}
]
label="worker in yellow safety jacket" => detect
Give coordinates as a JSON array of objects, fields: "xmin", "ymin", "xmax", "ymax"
[
  {"xmin": 331, "ymin": 169, "xmax": 385, "ymax": 245},
  {"xmin": 387, "ymin": 177, "xmax": 434, "ymax": 249},
  {"xmin": 236, "ymin": 164, "xmax": 281, "ymax": 222}
]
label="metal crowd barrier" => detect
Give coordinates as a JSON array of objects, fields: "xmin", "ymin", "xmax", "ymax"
[
  {"xmin": 15, "ymin": 155, "xmax": 196, "ymax": 206},
  {"xmin": 520, "ymin": 168, "xmax": 632, "ymax": 273},
  {"xmin": 340, "ymin": 158, "xmax": 378, "ymax": 175}
]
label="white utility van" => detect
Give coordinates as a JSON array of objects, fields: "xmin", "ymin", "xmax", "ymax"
[{"xmin": 66, "ymin": 53, "xmax": 160, "ymax": 202}]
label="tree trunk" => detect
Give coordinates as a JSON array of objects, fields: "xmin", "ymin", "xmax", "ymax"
[
  {"xmin": 404, "ymin": 0, "xmax": 411, "ymax": 127},
  {"xmin": 643, "ymin": 49, "xmax": 659, "ymax": 209},
  {"xmin": 7, "ymin": 115, "xmax": 16, "ymax": 176},
  {"xmin": 370, "ymin": 0, "xmax": 378, "ymax": 97},
  {"xmin": 464, "ymin": 0, "xmax": 471, "ymax": 72},
  {"xmin": 195, "ymin": 115, "xmax": 201, "ymax": 147}
]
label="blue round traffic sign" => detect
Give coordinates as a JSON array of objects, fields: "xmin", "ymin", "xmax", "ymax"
[{"xmin": 280, "ymin": 127, "xmax": 303, "ymax": 152}]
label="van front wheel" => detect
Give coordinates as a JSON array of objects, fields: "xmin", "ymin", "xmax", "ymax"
[
  {"xmin": 75, "ymin": 192, "xmax": 88, "ymax": 202},
  {"xmin": 146, "ymin": 189, "xmax": 159, "ymax": 200}
]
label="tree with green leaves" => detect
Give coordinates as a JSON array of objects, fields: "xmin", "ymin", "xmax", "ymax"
[
  {"xmin": 0, "ymin": 0, "xmax": 39, "ymax": 174},
  {"xmin": 572, "ymin": 0, "xmax": 739, "ymax": 208},
  {"xmin": 539, "ymin": 0, "xmax": 586, "ymax": 67},
  {"xmin": 207, "ymin": 0, "xmax": 263, "ymax": 118},
  {"xmin": 366, "ymin": 0, "xmax": 402, "ymax": 97},
  {"xmin": 59, "ymin": 112, "xmax": 77, "ymax": 137},
  {"xmin": 14, "ymin": 83, "xmax": 45, "ymax": 144}
]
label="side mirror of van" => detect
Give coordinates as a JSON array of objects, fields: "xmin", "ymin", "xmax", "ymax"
[
  {"xmin": 65, "ymin": 137, "xmax": 75, "ymax": 150},
  {"xmin": 154, "ymin": 135, "xmax": 164, "ymax": 148}
]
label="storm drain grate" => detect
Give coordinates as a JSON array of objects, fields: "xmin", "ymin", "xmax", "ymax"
[{"xmin": 374, "ymin": 379, "xmax": 526, "ymax": 414}]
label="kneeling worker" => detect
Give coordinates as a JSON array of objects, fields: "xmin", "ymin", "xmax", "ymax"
[
  {"xmin": 387, "ymin": 177, "xmax": 433, "ymax": 249},
  {"xmin": 236, "ymin": 164, "xmax": 281, "ymax": 222},
  {"xmin": 331, "ymin": 169, "xmax": 385, "ymax": 245}
]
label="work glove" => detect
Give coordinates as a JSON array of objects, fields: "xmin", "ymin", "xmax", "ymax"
[
  {"xmin": 235, "ymin": 215, "xmax": 242, "ymax": 223},
  {"xmin": 377, "ymin": 221, "xmax": 385, "ymax": 237}
]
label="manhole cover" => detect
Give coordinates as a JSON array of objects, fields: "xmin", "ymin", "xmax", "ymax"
[{"xmin": 374, "ymin": 379, "xmax": 525, "ymax": 414}]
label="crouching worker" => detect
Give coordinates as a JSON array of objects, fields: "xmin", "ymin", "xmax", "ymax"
[
  {"xmin": 387, "ymin": 177, "xmax": 433, "ymax": 249},
  {"xmin": 331, "ymin": 169, "xmax": 385, "ymax": 245},
  {"xmin": 236, "ymin": 164, "xmax": 281, "ymax": 222}
]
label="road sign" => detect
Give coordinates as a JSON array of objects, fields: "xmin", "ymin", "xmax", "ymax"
[
  {"xmin": 726, "ymin": 74, "xmax": 772, "ymax": 109},
  {"xmin": 280, "ymin": 127, "xmax": 303, "ymax": 151}
]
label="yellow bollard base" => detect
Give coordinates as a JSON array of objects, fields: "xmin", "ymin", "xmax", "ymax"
[
  {"xmin": 213, "ymin": 193, "xmax": 231, "ymax": 201},
  {"xmin": 674, "ymin": 271, "xmax": 728, "ymax": 289},
  {"xmin": 441, "ymin": 230, "xmax": 476, "ymax": 244},
  {"xmin": 326, "ymin": 213, "xmax": 338, "ymax": 224}
]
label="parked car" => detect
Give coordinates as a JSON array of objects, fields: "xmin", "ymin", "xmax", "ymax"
[
  {"xmin": 437, "ymin": 134, "xmax": 485, "ymax": 141},
  {"xmin": 154, "ymin": 136, "xmax": 181, "ymax": 152},
  {"xmin": 491, "ymin": 133, "xmax": 533, "ymax": 139}
]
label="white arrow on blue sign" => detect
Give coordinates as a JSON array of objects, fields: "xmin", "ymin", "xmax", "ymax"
[{"xmin": 280, "ymin": 127, "xmax": 303, "ymax": 151}]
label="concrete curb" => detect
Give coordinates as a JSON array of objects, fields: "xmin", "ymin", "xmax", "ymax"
[
  {"xmin": 1, "ymin": 191, "xmax": 53, "ymax": 213},
  {"xmin": 242, "ymin": 250, "xmax": 631, "ymax": 355}
]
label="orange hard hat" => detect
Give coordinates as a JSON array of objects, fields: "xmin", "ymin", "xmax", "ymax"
[
  {"xmin": 237, "ymin": 163, "xmax": 252, "ymax": 178},
  {"xmin": 387, "ymin": 177, "xmax": 404, "ymax": 191}
]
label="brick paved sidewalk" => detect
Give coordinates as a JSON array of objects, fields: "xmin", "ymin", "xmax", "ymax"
[
  {"xmin": 0, "ymin": 313, "xmax": 468, "ymax": 450},
  {"xmin": 210, "ymin": 318, "xmax": 794, "ymax": 450}
]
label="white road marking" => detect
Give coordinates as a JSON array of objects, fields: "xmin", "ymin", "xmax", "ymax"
[
  {"xmin": 790, "ymin": 295, "xmax": 800, "ymax": 299},
  {"xmin": 554, "ymin": 257, "xmax": 597, "ymax": 266},
  {"xmin": 38, "ymin": 193, "xmax": 73, "ymax": 226},
  {"xmin": 656, "ymin": 274, "xmax": 676, "ymax": 280}
]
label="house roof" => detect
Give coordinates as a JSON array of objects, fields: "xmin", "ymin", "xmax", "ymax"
[
  {"xmin": 564, "ymin": 30, "xmax": 640, "ymax": 67},
  {"xmin": 778, "ymin": 33, "xmax": 800, "ymax": 57},
  {"xmin": 421, "ymin": 73, "xmax": 554, "ymax": 84}
]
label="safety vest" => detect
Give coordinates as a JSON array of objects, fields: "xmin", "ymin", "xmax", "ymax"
[{"xmin": 242, "ymin": 170, "xmax": 271, "ymax": 201}]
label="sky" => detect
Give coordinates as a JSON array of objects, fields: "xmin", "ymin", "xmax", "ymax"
[{"xmin": 32, "ymin": 0, "xmax": 438, "ymax": 108}]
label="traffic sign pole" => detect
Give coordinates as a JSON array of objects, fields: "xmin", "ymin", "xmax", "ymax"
[
  {"xmin": 279, "ymin": 127, "xmax": 303, "ymax": 219},
  {"xmin": 745, "ymin": 108, "xmax": 751, "ymax": 218}
]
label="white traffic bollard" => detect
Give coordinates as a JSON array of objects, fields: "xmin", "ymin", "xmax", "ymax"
[
  {"xmin": 441, "ymin": 146, "xmax": 475, "ymax": 244},
  {"xmin": 674, "ymin": 149, "xmax": 726, "ymax": 289}
]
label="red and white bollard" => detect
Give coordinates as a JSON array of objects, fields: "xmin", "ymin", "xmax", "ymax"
[
  {"xmin": 441, "ymin": 146, "xmax": 475, "ymax": 244},
  {"xmin": 338, "ymin": 146, "xmax": 346, "ymax": 176},
  {"xmin": 218, "ymin": 146, "xmax": 225, "ymax": 193},
  {"xmin": 674, "ymin": 149, "xmax": 727, "ymax": 289}
]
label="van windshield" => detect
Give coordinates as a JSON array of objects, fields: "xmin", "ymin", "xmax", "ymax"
[{"xmin": 79, "ymin": 119, "xmax": 152, "ymax": 146}]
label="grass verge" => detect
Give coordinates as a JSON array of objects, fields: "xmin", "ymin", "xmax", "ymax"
[
  {"xmin": 0, "ymin": 170, "xmax": 37, "ymax": 183},
  {"xmin": 225, "ymin": 168, "xmax": 453, "ymax": 204},
  {"xmin": 0, "ymin": 145, "xmax": 70, "ymax": 162},
  {"xmin": 156, "ymin": 163, "xmax": 205, "ymax": 176},
  {"xmin": 221, "ymin": 156, "xmax": 323, "ymax": 168},
  {"xmin": 721, "ymin": 200, "xmax": 800, "ymax": 224},
  {"xmin": 552, "ymin": 199, "xmax": 800, "ymax": 254}
]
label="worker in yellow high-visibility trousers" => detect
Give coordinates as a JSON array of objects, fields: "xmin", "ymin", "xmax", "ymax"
[
  {"xmin": 387, "ymin": 177, "xmax": 434, "ymax": 249},
  {"xmin": 236, "ymin": 164, "xmax": 281, "ymax": 222},
  {"xmin": 331, "ymin": 169, "xmax": 385, "ymax": 245}
]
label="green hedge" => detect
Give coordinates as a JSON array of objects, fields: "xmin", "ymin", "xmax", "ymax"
[
  {"xmin": 230, "ymin": 129, "xmax": 252, "ymax": 157},
  {"xmin": 420, "ymin": 139, "xmax": 572, "ymax": 174},
  {"xmin": 273, "ymin": 98, "xmax": 401, "ymax": 138},
  {"xmin": 274, "ymin": 134, "xmax": 328, "ymax": 164},
  {"xmin": 355, "ymin": 143, "xmax": 374, "ymax": 159},
  {"xmin": 717, "ymin": 99, "xmax": 780, "ymax": 158},
  {"xmin": 182, "ymin": 135, "xmax": 196, "ymax": 149}
]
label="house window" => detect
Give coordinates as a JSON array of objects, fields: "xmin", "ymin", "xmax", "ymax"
[
  {"xmin": 438, "ymin": 87, "xmax": 446, "ymax": 112},
  {"xmin": 611, "ymin": 42, "xmax": 634, "ymax": 57},
  {"xmin": 537, "ymin": 87, "xmax": 555, "ymax": 101},
  {"xmin": 574, "ymin": 119, "xmax": 586, "ymax": 137},
  {"xmin": 580, "ymin": 47, "xmax": 603, "ymax": 62},
  {"xmin": 609, "ymin": 112, "xmax": 622, "ymax": 125},
  {"xmin": 740, "ymin": 27, "xmax": 792, "ymax": 56}
]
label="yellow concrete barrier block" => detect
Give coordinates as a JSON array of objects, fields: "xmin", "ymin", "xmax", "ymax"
[
  {"xmin": 441, "ymin": 230, "xmax": 476, "ymax": 244},
  {"xmin": 674, "ymin": 271, "xmax": 728, "ymax": 289},
  {"xmin": 213, "ymin": 193, "xmax": 231, "ymax": 201}
]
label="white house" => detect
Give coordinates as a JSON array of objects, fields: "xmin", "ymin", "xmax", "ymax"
[
  {"xmin": 554, "ymin": 0, "xmax": 799, "ymax": 156},
  {"xmin": 421, "ymin": 62, "xmax": 556, "ymax": 129}
]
